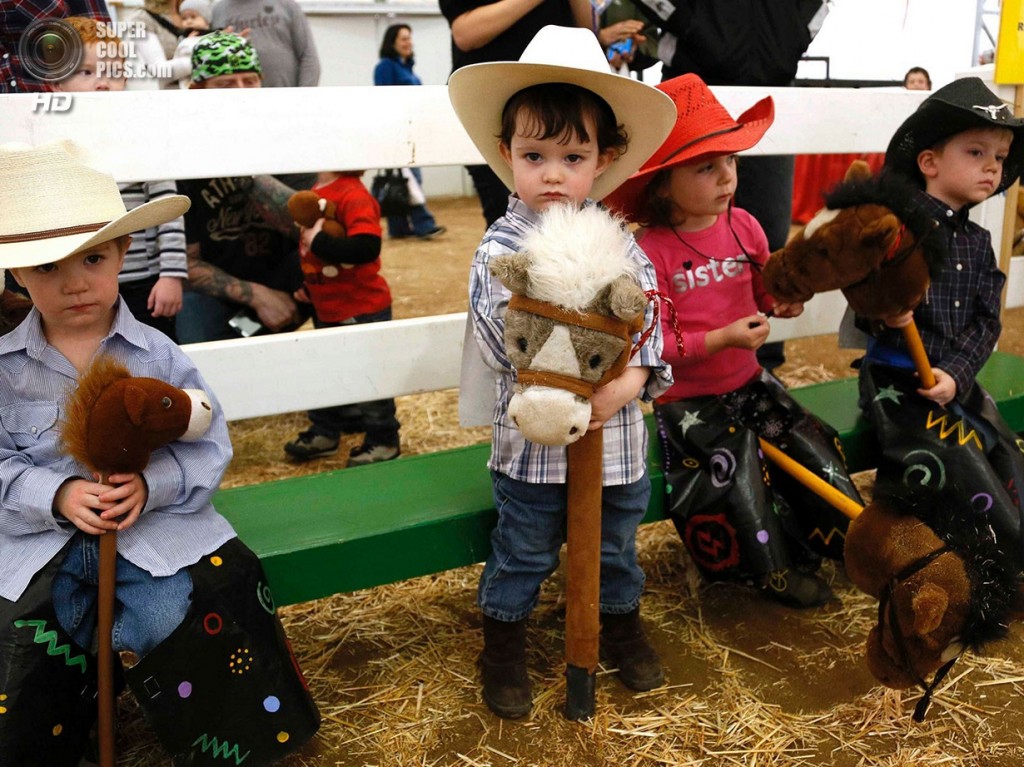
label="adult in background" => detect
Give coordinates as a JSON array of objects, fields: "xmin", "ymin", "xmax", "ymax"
[
  {"xmin": 0, "ymin": 0, "xmax": 110, "ymax": 93},
  {"xmin": 211, "ymin": 0, "xmax": 319, "ymax": 87},
  {"xmin": 903, "ymin": 66, "xmax": 931, "ymax": 90},
  {"xmin": 373, "ymin": 24, "xmax": 446, "ymax": 240},
  {"xmin": 178, "ymin": 32, "xmax": 305, "ymax": 343},
  {"xmin": 439, "ymin": 0, "xmax": 594, "ymax": 228}
]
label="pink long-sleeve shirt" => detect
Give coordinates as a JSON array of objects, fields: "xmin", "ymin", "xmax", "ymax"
[{"xmin": 638, "ymin": 208, "xmax": 775, "ymax": 401}]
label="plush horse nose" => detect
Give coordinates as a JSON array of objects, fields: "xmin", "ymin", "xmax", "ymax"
[
  {"xmin": 180, "ymin": 389, "xmax": 214, "ymax": 441},
  {"xmin": 508, "ymin": 387, "xmax": 591, "ymax": 446}
]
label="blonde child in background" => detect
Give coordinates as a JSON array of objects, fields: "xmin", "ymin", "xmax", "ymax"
[
  {"xmin": 171, "ymin": 0, "xmax": 213, "ymax": 89},
  {"xmin": 605, "ymin": 75, "xmax": 863, "ymax": 608}
]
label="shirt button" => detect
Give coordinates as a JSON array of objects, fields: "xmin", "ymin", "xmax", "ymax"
[
  {"xmin": 956, "ymin": 263, "xmax": 963, "ymax": 271},
  {"xmin": 2, "ymin": 52, "xmax": 9, "ymax": 59},
  {"xmin": 946, "ymin": 210, "xmax": 953, "ymax": 217},
  {"xmin": 954, "ymin": 300, "xmax": 961, "ymax": 308},
  {"xmin": 30, "ymin": 426, "xmax": 37, "ymax": 434}
]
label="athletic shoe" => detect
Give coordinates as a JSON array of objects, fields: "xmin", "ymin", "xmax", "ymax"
[
  {"xmin": 347, "ymin": 442, "xmax": 400, "ymax": 467},
  {"xmin": 284, "ymin": 431, "xmax": 340, "ymax": 460}
]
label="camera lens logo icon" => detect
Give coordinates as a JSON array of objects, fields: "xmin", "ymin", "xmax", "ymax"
[{"xmin": 19, "ymin": 18, "xmax": 83, "ymax": 82}]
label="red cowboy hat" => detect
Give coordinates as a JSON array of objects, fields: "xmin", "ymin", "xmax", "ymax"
[{"xmin": 605, "ymin": 74, "xmax": 774, "ymax": 222}]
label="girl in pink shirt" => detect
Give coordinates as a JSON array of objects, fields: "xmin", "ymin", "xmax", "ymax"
[{"xmin": 607, "ymin": 75, "xmax": 863, "ymax": 608}]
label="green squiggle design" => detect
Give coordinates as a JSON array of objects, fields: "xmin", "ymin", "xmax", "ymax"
[
  {"xmin": 191, "ymin": 733, "xmax": 251, "ymax": 764},
  {"xmin": 13, "ymin": 619, "xmax": 87, "ymax": 673}
]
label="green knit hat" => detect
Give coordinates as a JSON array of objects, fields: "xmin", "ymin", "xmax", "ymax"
[{"xmin": 191, "ymin": 31, "xmax": 261, "ymax": 83}]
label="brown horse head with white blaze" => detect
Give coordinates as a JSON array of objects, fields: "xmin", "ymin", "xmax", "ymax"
[
  {"xmin": 490, "ymin": 205, "xmax": 647, "ymax": 446},
  {"xmin": 761, "ymin": 160, "xmax": 945, "ymax": 320}
]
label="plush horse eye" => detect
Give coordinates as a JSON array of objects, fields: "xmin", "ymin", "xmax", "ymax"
[
  {"xmin": 589, "ymin": 354, "xmax": 602, "ymax": 369},
  {"xmin": 517, "ymin": 337, "xmax": 528, "ymax": 353},
  {"xmin": 161, "ymin": 396, "xmax": 172, "ymax": 409}
]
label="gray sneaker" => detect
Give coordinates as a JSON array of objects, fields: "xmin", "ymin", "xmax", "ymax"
[
  {"xmin": 346, "ymin": 442, "xmax": 400, "ymax": 467},
  {"xmin": 284, "ymin": 431, "xmax": 340, "ymax": 460}
]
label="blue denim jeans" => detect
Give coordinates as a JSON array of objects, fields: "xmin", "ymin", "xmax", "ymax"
[
  {"xmin": 478, "ymin": 470, "xmax": 650, "ymax": 622},
  {"xmin": 51, "ymin": 534, "xmax": 192, "ymax": 657},
  {"xmin": 175, "ymin": 291, "xmax": 239, "ymax": 343}
]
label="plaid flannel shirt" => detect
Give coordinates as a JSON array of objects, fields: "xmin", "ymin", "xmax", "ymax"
[
  {"xmin": 869, "ymin": 189, "xmax": 1005, "ymax": 395},
  {"xmin": 1, "ymin": 0, "xmax": 110, "ymax": 93},
  {"xmin": 468, "ymin": 196, "xmax": 673, "ymax": 485}
]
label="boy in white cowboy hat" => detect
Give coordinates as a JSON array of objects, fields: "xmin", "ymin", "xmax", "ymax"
[
  {"xmin": 854, "ymin": 77, "xmax": 1024, "ymax": 578},
  {"xmin": 449, "ymin": 24, "xmax": 675, "ymax": 718},
  {"xmin": 605, "ymin": 74, "xmax": 862, "ymax": 609},
  {"xmin": 0, "ymin": 141, "xmax": 318, "ymax": 765}
]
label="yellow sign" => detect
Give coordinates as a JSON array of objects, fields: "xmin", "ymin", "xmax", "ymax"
[{"xmin": 996, "ymin": 0, "xmax": 1024, "ymax": 84}]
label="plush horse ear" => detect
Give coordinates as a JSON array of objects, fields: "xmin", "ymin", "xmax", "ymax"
[
  {"xmin": 844, "ymin": 159, "xmax": 873, "ymax": 183},
  {"xmin": 123, "ymin": 384, "xmax": 148, "ymax": 427},
  {"xmin": 860, "ymin": 211, "xmax": 901, "ymax": 253},
  {"xmin": 604, "ymin": 275, "xmax": 646, "ymax": 322},
  {"xmin": 911, "ymin": 582, "xmax": 950, "ymax": 637},
  {"xmin": 490, "ymin": 253, "xmax": 532, "ymax": 296}
]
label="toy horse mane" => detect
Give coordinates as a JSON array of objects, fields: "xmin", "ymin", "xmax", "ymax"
[
  {"xmin": 892, "ymin": 486, "xmax": 1019, "ymax": 651},
  {"xmin": 517, "ymin": 205, "xmax": 639, "ymax": 310},
  {"xmin": 823, "ymin": 168, "xmax": 946, "ymax": 277},
  {"xmin": 61, "ymin": 355, "xmax": 133, "ymax": 471}
]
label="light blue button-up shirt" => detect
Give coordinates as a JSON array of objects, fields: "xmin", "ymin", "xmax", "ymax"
[{"xmin": 0, "ymin": 300, "xmax": 236, "ymax": 601}]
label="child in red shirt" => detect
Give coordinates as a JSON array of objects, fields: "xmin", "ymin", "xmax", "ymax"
[
  {"xmin": 606, "ymin": 75, "xmax": 862, "ymax": 607},
  {"xmin": 284, "ymin": 171, "xmax": 401, "ymax": 466}
]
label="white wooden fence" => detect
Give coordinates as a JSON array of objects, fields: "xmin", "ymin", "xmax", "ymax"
[{"xmin": 2, "ymin": 82, "xmax": 1019, "ymax": 421}]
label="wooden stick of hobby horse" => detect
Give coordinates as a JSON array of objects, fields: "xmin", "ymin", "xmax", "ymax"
[
  {"xmin": 564, "ymin": 427, "xmax": 603, "ymax": 720},
  {"xmin": 902, "ymin": 321, "xmax": 937, "ymax": 389},
  {"xmin": 757, "ymin": 440, "xmax": 863, "ymax": 521},
  {"xmin": 97, "ymin": 470, "xmax": 117, "ymax": 767}
]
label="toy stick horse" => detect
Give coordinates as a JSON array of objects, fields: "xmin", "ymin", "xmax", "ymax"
[
  {"xmin": 762, "ymin": 160, "xmax": 945, "ymax": 387},
  {"xmin": 758, "ymin": 440, "xmax": 1017, "ymax": 721},
  {"xmin": 490, "ymin": 205, "xmax": 647, "ymax": 720},
  {"xmin": 60, "ymin": 355, "xmax": 213, "ymax": 767}
]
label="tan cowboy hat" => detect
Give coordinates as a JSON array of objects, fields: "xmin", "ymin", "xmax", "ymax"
[
  {"xmin": 604, "ymin": 74, "xmax": 774, "ymax": 222},
  {"xmin": 448, "ymin": 25, "xmax": 676, "ymax": 200},
  {"xmin": 0, "ymin": 140, "xmax": 190, "ymax": 269}
]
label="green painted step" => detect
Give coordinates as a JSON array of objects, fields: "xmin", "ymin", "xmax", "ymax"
[{"xmin": 217, "ymin": 351, "xmax": 1024, "ymax": 606}]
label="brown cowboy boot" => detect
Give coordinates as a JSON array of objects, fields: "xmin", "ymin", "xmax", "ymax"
[
  {"xmin": 601, "ymin": 608, "xmax": 664, "ymax": 691},
  {"xmin": 480, "ymin": 615, "xmax": 532, "ymax": 718}
]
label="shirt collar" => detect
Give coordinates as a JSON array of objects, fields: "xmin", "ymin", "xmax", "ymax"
[
  {"xmin": 0, "ymin": 297, "xmax": 150, "ymax": 360},
  {"xmin": 915, "ymin": 188, "xmax": 970, "ymax": 228}
]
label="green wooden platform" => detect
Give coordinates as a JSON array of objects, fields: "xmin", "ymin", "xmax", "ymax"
[{"xmin": 216, "ymin": 351, "xmax": 1024, "ymax": 607}]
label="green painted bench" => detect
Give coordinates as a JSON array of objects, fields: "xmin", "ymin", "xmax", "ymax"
[{"xmin": 215, "ymin": 351, "xmax": 1024, "ymax": 607}]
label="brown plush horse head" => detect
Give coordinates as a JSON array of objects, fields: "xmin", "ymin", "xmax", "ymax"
[
  {"xmin": 490, "ymin": 205, "xmax": 647, "ymax": 446},
  {"xmin": 762, "ymin": 160, "xmax": 945, "ymax": 319},
  {"xmin": 845, "ymin": 487, "xmax": 1018, "ymax": 720},
  {"xmin": 61, "ymin": 355, "xmax": 213, "ymax": 473}
]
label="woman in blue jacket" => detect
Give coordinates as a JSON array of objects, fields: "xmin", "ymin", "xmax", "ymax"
[{"xmin": 373, "ymin": 24, "xmax": 446, "ymax": 240}]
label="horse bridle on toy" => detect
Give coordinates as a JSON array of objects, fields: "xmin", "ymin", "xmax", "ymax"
[
  {"xmin": 507, "ymin": 293, "xmax": 649, "ymax": 398},
  {"xmin": 877, "ymin": 542, "xmax": 961, "ymax": 722}
]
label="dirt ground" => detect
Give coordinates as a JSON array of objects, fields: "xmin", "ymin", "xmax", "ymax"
[{"xmin": 120, "ymin": 196, "xmax": 1024, "ymax": 766}]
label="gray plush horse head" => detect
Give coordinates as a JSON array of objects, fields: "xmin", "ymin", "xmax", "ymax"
[{"xmin": 490, "ymin": 205, "xmax": 647, "ymax": 446}]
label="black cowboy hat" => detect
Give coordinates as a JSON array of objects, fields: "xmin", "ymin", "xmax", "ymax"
[{"xmin": 884, "ymin": 76, "xmax": 1024, "ymax": 195}]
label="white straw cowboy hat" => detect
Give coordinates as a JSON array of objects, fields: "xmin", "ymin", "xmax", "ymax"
[
  {"xmin": 448, "ymin": 25, "xmax": 676, "ymax": 200},
  {"xmin": 0, "ymin": 140, "xmax": 190, "ymax": 269}
]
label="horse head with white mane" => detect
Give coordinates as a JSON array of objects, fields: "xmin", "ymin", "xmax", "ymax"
[{"xmin": 490, "ymin": 205, "xmax": 648, "ymax": 446}]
